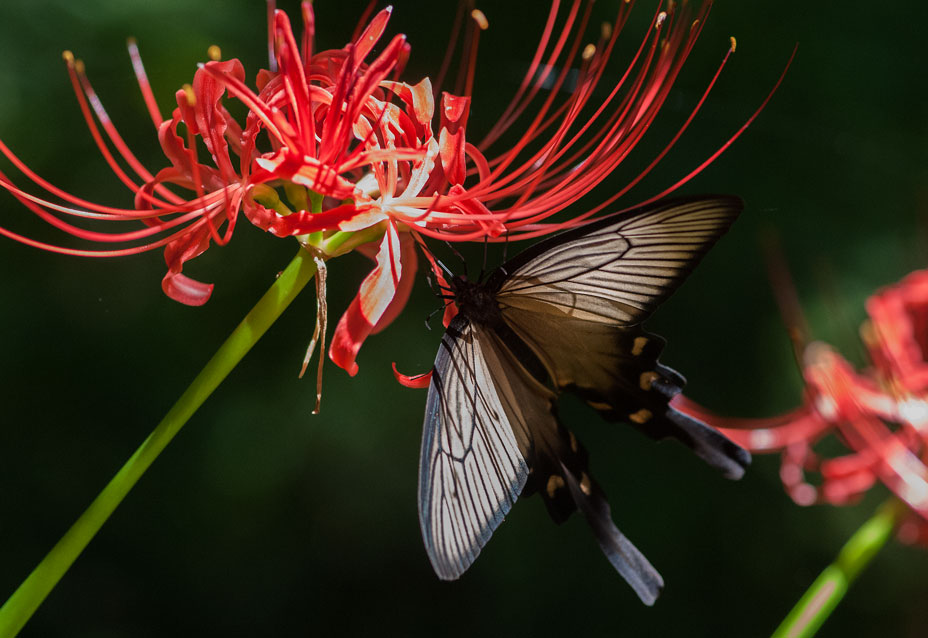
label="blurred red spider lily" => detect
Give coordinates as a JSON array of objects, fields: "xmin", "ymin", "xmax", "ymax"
[
  {"xmin": 0, "ymin": 0, "xmax": 788, "ymax": 381},
  {"xmin": 673, "ymin": 269, "xmax": 928, "ymax": 543}
]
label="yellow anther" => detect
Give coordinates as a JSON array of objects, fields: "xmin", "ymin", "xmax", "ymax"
[
  {"xmin": 582, "ymin": 44, "xmax": 596, "ymax": 61},
  {"xmin": 730, "ymin": 36, "xmax": 737, "ymax": 52},
  {"xmin": 656, "ymin": 11, "xmax": 667, "ymax": 28},
  {"xmin": 74, "ymin": 59, "xmax": 86, "ymax": 74},
  {"xmin": 601, "ymin": 22, "xmax": 612, "ymax": 40},
  {"xmin": 182, "ymin": 83, "xmax": 196, "ymax": 107},
  {"xmin": 629, "ymin": 409, "xmax": 653, "ymax": 424},
  {"xmin": 470, "ymin": 9, "xmax": 489, "ymax": 30},
  {"xmin": 207, "ymin": 44, "xmax": 222, "ymax": 61},
  {"xmin": 62, "ymin": 50, "xmax": 75, "ymax": 64}
]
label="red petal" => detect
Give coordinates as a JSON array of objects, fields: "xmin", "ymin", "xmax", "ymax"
[
  {"xmin": 392, "ymin": 362, "xmax": 432, "ymax": 389},
  {"xmin": 353, "ymin": 6, "xmax": 392, "ymax": 62},
  {"xmin": 438, "ymin": 92, "xmax": 470, "ymax": 186},
  {"xmin": 160, "ymin": 223, "xmax": 215, "ymax": 306},
  {"xmin": 329, "ymin": 223, "xmax": 402, "ymax": 375},
  {"xmin": 372, "ymin": 232, "xmax": 418, "ymax": 334},
  {"xmin": 162, "ymin": 271, "xmax": 213, "ymax": 306}
]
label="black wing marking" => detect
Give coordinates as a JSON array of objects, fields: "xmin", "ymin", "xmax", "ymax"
[
  {"xmin": 419, "ymin": 315, "xmax": 529, "ymax": 580},
  {"xmin": 493, "ymin": 195, "xmax": 743, "ymax": 326}
]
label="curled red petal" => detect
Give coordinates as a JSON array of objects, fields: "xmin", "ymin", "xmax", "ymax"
[
  {"xmin": 159, "ymin": 223, "xmax": 216, "ymax": 306},
  {"xmin": 392, "ymin": 362, "xmax": 432, "ymax": 389},
  {"xmin": 437, "ymin": 92, "xmax": 470, "ymax": 186},
  {"xmin": 162, "ymin": 271, "xmax": 213, "ymax": 306},
  {"xmin": 193, "ymin": 59, "xmax": 245, "ymax": 179},
  {"xmin": 329, "ymin": 222, "xmax": 402, "ymax": 375}
]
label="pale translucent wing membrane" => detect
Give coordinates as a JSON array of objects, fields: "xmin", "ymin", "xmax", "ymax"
[
  {"xmin": 419, "ymin": 316, "xmax": 529, "ymax": 580},
  {"xmin": 496, "ymin": 196, "xmax": 742, "ymax": 326}
]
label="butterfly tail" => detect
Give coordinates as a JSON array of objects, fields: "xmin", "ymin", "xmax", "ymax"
[
  {"xmin": 521, "ymin": 413, "xmax": 664, "ymax": 605},
  {"xmin": 561, "ymin": 462, "xmax": 664, "ymax": 606},
  {"xmin": 645, "ymin": 365, "xmax": 751, "ymax": 480}
]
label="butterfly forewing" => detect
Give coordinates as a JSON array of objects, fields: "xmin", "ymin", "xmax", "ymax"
[
  {"xmin": 493, "ymin": 195, "xmax": 750, "ymax": 479},
  {"xmin": 495, "ymin": 196, "xmax": 743, "ymax": 326},
  {"xmin": 419, "ymin": 316, "xmax": 529, "ymax": 580}
]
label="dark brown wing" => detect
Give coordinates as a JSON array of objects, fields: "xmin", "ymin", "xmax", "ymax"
[
  {"xmin": 480, "ymin": 329, "xmax": 664, "ymax": 605},
  {"xmin": 494, "ymin": 196, "xmax": 749, "ymax": 478}
]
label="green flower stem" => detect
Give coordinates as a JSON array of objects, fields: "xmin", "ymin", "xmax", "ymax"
[
  {"xmin": 0, "ymin": 249, "xmax": 317, "ymax": 638},
  {"xmin": 771, "ymin": 498, "xmax": 907, "ymax": 638}
]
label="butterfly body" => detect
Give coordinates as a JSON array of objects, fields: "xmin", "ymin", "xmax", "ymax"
[
  {"xmin": 449, "ymin": 275, "xmax": 505, "ymax": 328},
  {"xmin": 418, "ymin": 196, "xmax": 750, "ymax": 604}
]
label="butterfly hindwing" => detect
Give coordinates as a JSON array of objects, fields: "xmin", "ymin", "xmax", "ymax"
[{"xmin": 484, "ymin": 330, "xmax": 664, "ymax": 605}]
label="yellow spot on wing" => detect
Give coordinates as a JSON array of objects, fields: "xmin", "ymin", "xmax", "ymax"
[
  {"xmin": 580, "ymin": 473, "xmax": 592, "ymax": 496},
  {"xmin": 629, "ymin": 409, "xmax": 653, "ymax": 424},
  {"xmin": 632, "ymin": 336, "xmax": 649, "ymax": 356},
  {"xmin": 569, "ymin": 431, "xmax": 579, "ymax": 453},
  {"xmin": 640, "ymin": 371, "xmax": 660, "ymax": 391},
  {"xmin": 587, "ymin": 400, "xmax": 612, "ymax": 411},
  {"xmin": 546, "ymin": 475, "xmax": 565, "ymax": 498}
]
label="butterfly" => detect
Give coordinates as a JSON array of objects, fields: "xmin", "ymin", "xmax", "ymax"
[{"xmin": 417, "ymin": 195, "xmax": 750, "ymax": 605}]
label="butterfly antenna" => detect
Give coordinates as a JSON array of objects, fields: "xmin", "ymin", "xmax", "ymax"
[
  {"xmin": 444, "ymin": 241, "xmax": 467, "ymax": 277},
  {"xmin": 477, "ymin": 235, "xmax": 489, "ymax": 282},
  {"xmin": 424, "ymin": 300, "xmax": 454, "ymax": 331}
]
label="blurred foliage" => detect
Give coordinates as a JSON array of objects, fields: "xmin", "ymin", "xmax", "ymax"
[{"xmin": 1, "ymin": 1, "xmax": 927, "ymax": 636}]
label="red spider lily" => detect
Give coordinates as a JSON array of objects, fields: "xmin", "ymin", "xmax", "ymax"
[
  {"xmin": 0, "ymin": 0, "xmax": 788, "ymax": 381},
  {"xmin": 673, "ymin": 269, "xmax": 928, "ymax": 544},
  {"xmin": 178, "ymin": 0, "xmax": 792, "ymax": 375},
  {"xmin": 0, "ymin": 3, "xmax": 431, "ymax": 381}
]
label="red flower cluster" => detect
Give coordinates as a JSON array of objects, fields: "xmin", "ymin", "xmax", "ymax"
[
  {"xmin": 674, "ymin": 270, "xmax": 928, "ymax": 543},
  {"xmin": 0, "ymin": 1, "xmax": 783, "ymax": 379}
]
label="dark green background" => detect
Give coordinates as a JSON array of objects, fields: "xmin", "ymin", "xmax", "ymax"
[{"xmin": 1, "ymin": 1, "xmax": 926, "ymax": 636}]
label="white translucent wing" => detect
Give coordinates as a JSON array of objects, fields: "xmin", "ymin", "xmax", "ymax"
[
  {"xmin": 418, "ymin": 316, "xmax": 529, "ymax": 580},
  {"xmin": 495, "ymin": 196, "xmax": 742, "ymax": 326}
]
